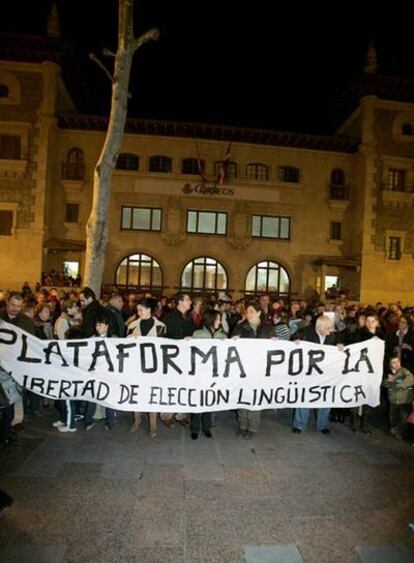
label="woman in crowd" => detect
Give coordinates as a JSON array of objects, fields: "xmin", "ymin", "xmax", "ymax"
[
  {"xmin": 190, "ymin": 309, "xmax": 227, "ymax": 440},
  {"xmin": 54, "ymin": 298, "xmax": 82, "ymax": 340},
  {"xmin": 232, "ymin": 300, "xmax": 276, "ymax": 439},
  {"xmin": 129, "ymin": 298, "xmax": 166, "ymax": 438},
  {"xmin": 34, "ymin": 303, "xmax": 54, "ymax": 340}
]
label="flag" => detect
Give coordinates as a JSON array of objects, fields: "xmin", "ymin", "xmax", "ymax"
[
  {"xmin": 216, "ymin": 142, "xmax": 232, "ymax": 186},
  {"xmin": 196, "ymin": 140, "xmax": 209, "ymax": 184}
]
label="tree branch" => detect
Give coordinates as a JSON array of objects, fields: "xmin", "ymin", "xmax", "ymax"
[
  {"xmin": 89, "ymin": 53, "xmax": 113, "ymax": 82},
  {"xmin": 133, "ymin": 28, "xmax": 160, "ymax": 51},
  {"xmin": 102, "ymin": 48, "xmax": 116, "ymax": 57}
]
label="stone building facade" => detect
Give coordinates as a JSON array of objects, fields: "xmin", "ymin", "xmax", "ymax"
[{"xmin": 0, "ymin": 34, "xmax": 413, "ymax": 303}]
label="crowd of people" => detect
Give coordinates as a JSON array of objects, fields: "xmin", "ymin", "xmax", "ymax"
[{"xmin": 0, "ymin": 283, "xmax": 414, "ymax": 450}]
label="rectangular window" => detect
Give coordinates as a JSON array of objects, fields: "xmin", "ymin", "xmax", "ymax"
[
  {"xmin": 387, "ymin": 169, "xmax": 405, "ymax": 191},
  {"xmin": 187, "ymin": 210, "xmax": 227, "ymax": 235},
  {"xmin": 0, "ymin": 210, "xmax": 13, "ymax": 235},
  {"xmin": 65, "ymin": 203, "xmax": 79, "ymax": 223},
  {"xmin": 330, "ymin": 221, "xmax": 342, "ymax": 240},
  {"xmin": 251, "ymin": 215, "xmax": 290, "ymax": 239},
  {"xmin": 0, "ymin": 135, "xmax": 20, "ymax": 159},
  {"xmin": 121, "ymin": 206, "xmax": 161, "ymax": 231},
  {"xmin": 388, "ymin": 237, "xmax": 401, "ymax": 260}
]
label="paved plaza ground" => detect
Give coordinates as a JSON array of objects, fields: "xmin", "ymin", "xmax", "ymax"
[{"xmin": 0, "ymin": 408, "xmax": 414, "ymax": 563}]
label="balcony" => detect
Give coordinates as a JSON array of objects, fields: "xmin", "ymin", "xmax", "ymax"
[
  {"xmin": 328, "ymin": 184, "xmax": 350, "ymax": 212},
  {"xmin": 381, "ymin": 184, "xmax": 414, "ymax": 208}
]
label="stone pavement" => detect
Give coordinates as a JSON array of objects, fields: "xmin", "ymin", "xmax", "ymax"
[{"xmin": 0, "ymin": 409, "xmax": 414, "ymax": 563}]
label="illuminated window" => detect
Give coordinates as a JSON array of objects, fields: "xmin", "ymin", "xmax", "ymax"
[
  {"xmin": 245, "ymin": 261, "xmax": 290, "ymax": 296},
  {"xmin": 116, "ymin": 253, "xmax": 163, "ymax": 289},
  {"xmin": 181, "ymin": 257, "xmax": 227, "ymax": 292},
  {"xmin": 252, "ymin": 215, "xmax": 290, "ymax": 239},
  {"xmin": 187, "ymin": 210, "xmax": 227, "ymax": 235},
  {"xmin": 121, "ymin": 207, "xmax": 161, "ymax": 231}
]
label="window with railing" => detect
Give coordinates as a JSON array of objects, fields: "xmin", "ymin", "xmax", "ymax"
[
  {"xmin": 388, "ymin": 237, "xmax": 401, "ymax": 260},
  {"xmin": 387, "ymin": 169, "xmax": 405, "ymax": 191},
  {"xmin": 121, "ymin": 206, "xmax": 161, "ymax": 231},
  {"xmin": 330, "ymin": 169, "xmax": 348, "ymax": 199},
  {"xmin": 330, "ymin": 221, "xmax": 342, "ymax": 240},
  {"xmin": 252, "ymin": 215, "xmax": 290, "ymax": 239},
  {"xmin": 62, "ymin": 147, "xmax": 85, "ymax": 180}
]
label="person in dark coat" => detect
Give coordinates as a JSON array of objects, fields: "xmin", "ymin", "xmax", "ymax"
[
  {"xmin": 350, "ymin": 312, "xmax": 385, "ymax": 434},
  {"xmin": 160, "ymin": 292, "xmax": 195, "ymax": 427},
  {"xmin": 292, "ymin": 315, "xmax": 336, "ymax": 435},
  {"xmin": 79, "ymin": 287, "xmax": 117, "ymax": 338},
  {"xmin": 233, "ymin": 300, "xmax": 276, "ymax": 439}
]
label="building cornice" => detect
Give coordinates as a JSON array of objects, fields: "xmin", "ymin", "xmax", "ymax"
[{"xmin": 57, "ymin": 113, "xmax": 359, "ymax": 154}]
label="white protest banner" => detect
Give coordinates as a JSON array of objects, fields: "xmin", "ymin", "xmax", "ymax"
[{"xmin": 0, "ymin": 322, "xmax": 384, "ymax": 412}]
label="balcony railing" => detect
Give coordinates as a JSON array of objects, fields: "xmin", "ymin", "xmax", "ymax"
[
  {"xmin": 61, "ymin": 163, "xmax": 85, "ymax": 181},
  {"xmin": 329, "ymin": 184, "xmax": 349, "ymax": 200}
]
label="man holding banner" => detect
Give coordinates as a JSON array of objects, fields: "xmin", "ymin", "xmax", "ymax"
[{"xmin": 292, "ymin": 315, "xmax": 337, "ymax": 434}]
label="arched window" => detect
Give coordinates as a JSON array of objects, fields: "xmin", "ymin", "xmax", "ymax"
[
  {"xmin": 182, "ymin": 158, "xmax": 203, "ymax": 175},
  {"xmin": 62, "ymin": 147, "xmax": 85, "ymax": 180},
  {"xmin": 330, "ymin": 169, "xmax": 347, "ymax": 199},
  {"xmin": 181, "ymin": 257, "xmax": 227, "ymax": 292},
  {"xmin": 116, "ymin": 153, "xmax": 139, "ymax": 171},
  {"xmin": 331, "ymin": 169, "xmax": 345, "ymax": 186},
  {"xmin": 0, "ymin": 84, "xmax": 9, "ymax": 98},
  {"xmin": 149, "ymin": 155, "xmax": 172, "ymax": 173},
  {"xmin": 402, "ymin": 123, "xmax": 413, "ymax": 136},
  {"xmin": 246, "ymin": 163, "xmax": 269, "ymax": 181},
  {"xmin": 245, "ymin": 260, "xmax": 290, "ymax": 297},
  {"xmin": 115, "ymin": 253, "xmax": 163, "ymax": 289}
]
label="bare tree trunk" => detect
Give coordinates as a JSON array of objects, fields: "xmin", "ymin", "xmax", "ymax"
[{"xmin": 83, "ymin": 0, "xmax": 158, "ymax": 296}]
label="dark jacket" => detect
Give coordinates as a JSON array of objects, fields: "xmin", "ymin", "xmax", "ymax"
[
  {"xmin": 232, "ymin": 320, "xmax": 276, "ymax": 339},
  {"xmin": 82, "ymin": 300, "xmax": 117, "ymax": 338},
  {"xmin": 298, "ymin": 325, "xmax": 336, "ymax": 346},
  {"xmin": 163, "ymin": 309, "xmax": 195, "ymax": 339},
  {"xmin": 0, "ymin": 311, "xmax": 36, "ymax": 335},
  {"xmin": 106, "ymin": 305, "xmax": 126, "ymax": 337},
  {"xmin": 391, "ymin": 329, "xmax": 414, "ymax": 372}
]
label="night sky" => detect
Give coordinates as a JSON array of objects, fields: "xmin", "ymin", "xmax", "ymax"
[{"xmin": 1, "ymin": 1, "xmax": 413, "ymax": 134}]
